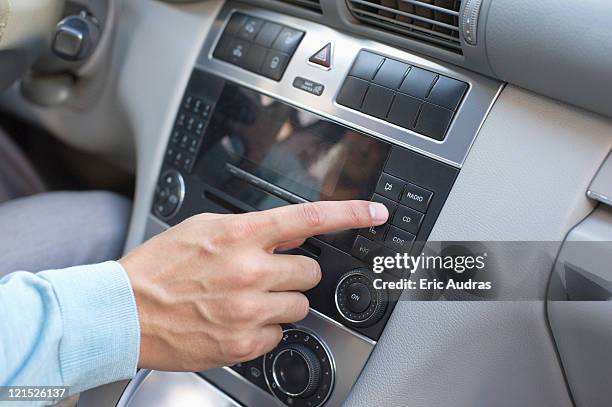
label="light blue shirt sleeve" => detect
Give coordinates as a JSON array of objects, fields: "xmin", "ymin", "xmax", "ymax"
[{"xmin": 0, "ymin": 261, "xmax": 140, "ymax": 403}]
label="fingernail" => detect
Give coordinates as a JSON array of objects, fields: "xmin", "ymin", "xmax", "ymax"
[{"xmin": 369, "ymin": 203, "xmax": 389, "ymax": 224}]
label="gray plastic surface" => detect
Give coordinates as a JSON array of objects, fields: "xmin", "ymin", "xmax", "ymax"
[
  {"xmin": 548, "ymin": 206, "xmax": 612, "ymax": 407},
  {"xmin": 485, "ymin": 0, "xmax": 612, "ymax": 118},
  {"xmin": 345, "ymin": 85, "xmax": 612, "ymax": 407}
]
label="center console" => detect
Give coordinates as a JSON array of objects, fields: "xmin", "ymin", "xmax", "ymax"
[{"xmin": 134, "ymin": 3, "xmax": 502, "ymax": 406}]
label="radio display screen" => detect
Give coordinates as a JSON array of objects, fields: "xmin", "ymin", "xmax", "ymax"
[{"xmin": 199, "ymin": 83, "xmax": 390, "ymax": 203}]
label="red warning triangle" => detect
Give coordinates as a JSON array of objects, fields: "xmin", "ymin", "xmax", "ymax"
[{"xmin": 309, "ymin": 43, "xmax": 332, "ymax": 68}]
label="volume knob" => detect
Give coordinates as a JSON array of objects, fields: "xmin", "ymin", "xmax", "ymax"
[{"xmin": 335, "ymin": 269, "xmax": 387, "ymax": 327}]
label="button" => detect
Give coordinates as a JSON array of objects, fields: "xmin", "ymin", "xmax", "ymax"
[
  {"xmin": 237, "ymin": 17, "xmax": 264, "ymax": 40},
  {"xmin": 179, "ymin": 133, "xmax": 190, "ymax": 149},
  {"xmin": 254, "ymin": 22, "xmax": 283, "ymax": 47},
  {"xmin": 386, "ymin": 93, "xmax": 422, "ymax": 130},
  {"xmin": 293, "ymin": 77, "xmax": 325, "ymax": 96},
  {"xmin": 308, "ymin": 42, "xmax": 332, "ymax": 68},
  {"xmin": 213, "ymin": 34, "xmax": 234, "ymax": 61},
  {"xmin": 261, "ymin": 50, "xmax": 290, "ymax": 81},
  {"xmin": 182, "ymin": 95, "xmax": 193, "ymax": 110},
  {"xmin": 415, "ymin": 103, "xmax": 454, "ymax": 141},
  {"xmin": 345, "ymin": 282, "xmax": 372, "ymax": 313},
  {"xmin": 385, "ymin": 226, "xmax": 416, "ymax": 253},
  {"xmin": 361, "ymin": 84, "xmax": 394, "ymax": 119},
  {"xmin": 272, "ymin": 27, "xmax": 304, "ymax": 54},
  {"xmin": 400, "ymin": 182, "xmax": 433, "ymax": 213},
  {"xmin": 371, "ymin": 194, "xmax": 397, "ymax": 219},
  {"xmin": 427, "ymin": 76, "xmax": 468, "ymax": 111},
  {"xmin": 243, "ymin": 43, "xmax": 268, "ymax": 73},
  {"xmin": 349, "ymin": 51, "xmax": 384, "ymax": 80},
  {"xmin": 225, "ymin": 13, "xmax": 247, "ymax": 35},
  {"xmin": 373, "ymin": 59, "xmax": 409, "ymax": 89},
  {"xmin": 351, "ymin": 235, "xmax": 382, "ymax": 262},
  {"xmin": 392, "ymin": 205, "xmax": 424, "ymax": 235},
  {"xmin": 400, "ymin": 67, "xmax": 437, "ymax": 99},
  {"xmin": 245, "ymin": 359, "xmax": 267, "ymax": 389},
  {"xmin": 337, "ymin": 77, "xmax": 369, "ymax": 110},
  {"xmin": 375, "ymin": 173, "xmax": 404, "ymax": 201},
  {"xmin": 226, "ymin": 38, "xmax": 250, "ymax": 66},
  {"xmin": 359, "ymin": 224, "xmax": 389, "ymax": 242}
]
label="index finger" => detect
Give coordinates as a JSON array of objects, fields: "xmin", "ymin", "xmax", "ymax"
[{"xmin": 250, "ymin": 200, "xmax": 389, "ymax": 248}]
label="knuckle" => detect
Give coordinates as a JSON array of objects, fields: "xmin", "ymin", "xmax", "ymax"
[
  {"xmin": 228, "ymin": 217, "xmax": 259, "ymax": 241},
  {"xmin": 231, "ymin": 297, "xmax": 258, "ymax": 324},
  {"xmin": 232, "ymin": 336, "xmax": 258, "ymax": 361},
  {"xmin": 300, "ymin": 203, "xmax": 325, "ymax": 228},
  {"xmin": 232, "ymin": 260, "xmax": 263, "ymax": 288}
]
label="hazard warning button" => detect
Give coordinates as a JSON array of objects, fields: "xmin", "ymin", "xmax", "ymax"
[{"xmin": 308, "ymin": 43, "xmax": 332, "ymax": 69}]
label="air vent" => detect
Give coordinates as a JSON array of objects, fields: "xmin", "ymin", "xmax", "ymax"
[
  {"xmin": 274, "ymin": 0, "xmax": 322, "ymax": 13},
  {"xmin": 347, "ymin": 0, "xmax": 462, "ymax": 53}
]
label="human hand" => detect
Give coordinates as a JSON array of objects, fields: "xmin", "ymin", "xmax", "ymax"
[{"xmin": 120, "ymin": 200, "xmax": 388, "ymax": 371}]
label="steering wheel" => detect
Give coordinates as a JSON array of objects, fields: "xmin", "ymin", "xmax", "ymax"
[{"xmin": 0, "ymin": 0, "xmax": 64, "ymax": 91}]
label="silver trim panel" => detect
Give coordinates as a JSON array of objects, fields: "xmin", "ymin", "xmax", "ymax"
[
  {"xmin": 117, "ymin": 370, "xmax": 242, "ymax": 407},
  {"xmin": 196, "ymin": 2, "xmax": 503, "ymax": 168},
  {"xmin": 201, "ymin": 310, "xmax": 374, "ymax": 407}
]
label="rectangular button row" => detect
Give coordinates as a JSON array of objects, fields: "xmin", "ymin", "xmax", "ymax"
[
  {"xmin": 165, "ymin": 95, "xmax": 212, "ymax": 173},
  {"xmin": 337, "ymin": 51, "xmax": 468, "ymax": 141},
  {"xmin": 375, "ymin": 173, "xmax": 433, "ymax": 213},
  {"xmin": 213, "ymin": 13, "xmax": 304, "ymax": 81}
]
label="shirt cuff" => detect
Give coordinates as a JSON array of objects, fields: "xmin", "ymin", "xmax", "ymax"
[{"xmin": 39, "ymin": 261, "xmax": 140, "ymax": 394}]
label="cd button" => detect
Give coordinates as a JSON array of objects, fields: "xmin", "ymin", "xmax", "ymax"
[{"xmin": 392, "ymin": 205, "xmax": 424, "ymax": 235}]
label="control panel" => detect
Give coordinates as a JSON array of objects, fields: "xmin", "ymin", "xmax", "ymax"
[
  {"xmin": 338, "ymin": 50, "xmax": 468, "ymax": 141},
  {"xmin": 213, "ymin": 12, "xmax": 304, "ymax": 81}
]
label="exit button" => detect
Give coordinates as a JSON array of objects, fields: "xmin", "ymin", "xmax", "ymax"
[{"xmin": 345, "ymin": 282, "xmax": 372, "ymax": 314}]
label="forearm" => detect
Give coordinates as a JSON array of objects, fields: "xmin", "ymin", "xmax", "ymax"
[{"xmin": 0, "ymin": 262, "xmax": 140, "ymax": 400}]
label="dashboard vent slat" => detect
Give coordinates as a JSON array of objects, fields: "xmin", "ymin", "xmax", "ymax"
[
  {"xmin": 274, "ymin": 0, "xmax": 322, "ymax": 13},
  {"xmin": 347, "ymin": 0, "xmax": 462, "ymax": 53}
]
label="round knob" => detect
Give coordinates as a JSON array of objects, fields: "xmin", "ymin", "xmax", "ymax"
[
  {"xmin": 272, "ymin": 344, "xmax": 321, "ymax": 397},
  {"xmin": 263, "ymin": 329, "xmax": 334, "ymax": 407},
  {"xmin": 335, "ymin": 269, "xmax": 388, "ymax": 327},
  {"xmin": 153, "ymin": 170, "xmax": 185, "ymax": 219},
  {"xmin": 52, "ymin": 11, "xmax": 100, "ymax": 61}
]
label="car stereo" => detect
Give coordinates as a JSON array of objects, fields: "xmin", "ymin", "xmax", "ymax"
[{"xmin": 150, "ymin": 67, "xmax": 458, "ymax": 406}]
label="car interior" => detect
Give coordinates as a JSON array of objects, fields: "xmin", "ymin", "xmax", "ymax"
[{"xmin": 1, "ymin": 0, "xmax": 612, "ymax": 406}]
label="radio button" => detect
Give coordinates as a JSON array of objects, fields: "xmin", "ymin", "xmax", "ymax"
[
  {"xmin": 375, "ymin": 173, "xmax": 404, "ymax": 201},
  {"xmin": 385, "ymin": 226, "xmax": 415, "ymax": 252},
  {"xmin": 400, "ymin": 183, "xmax": 433, "ymax": 213},
  {"xmin": 392, "ymin": 205, "xmax": 424, "ymax": 235}
]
